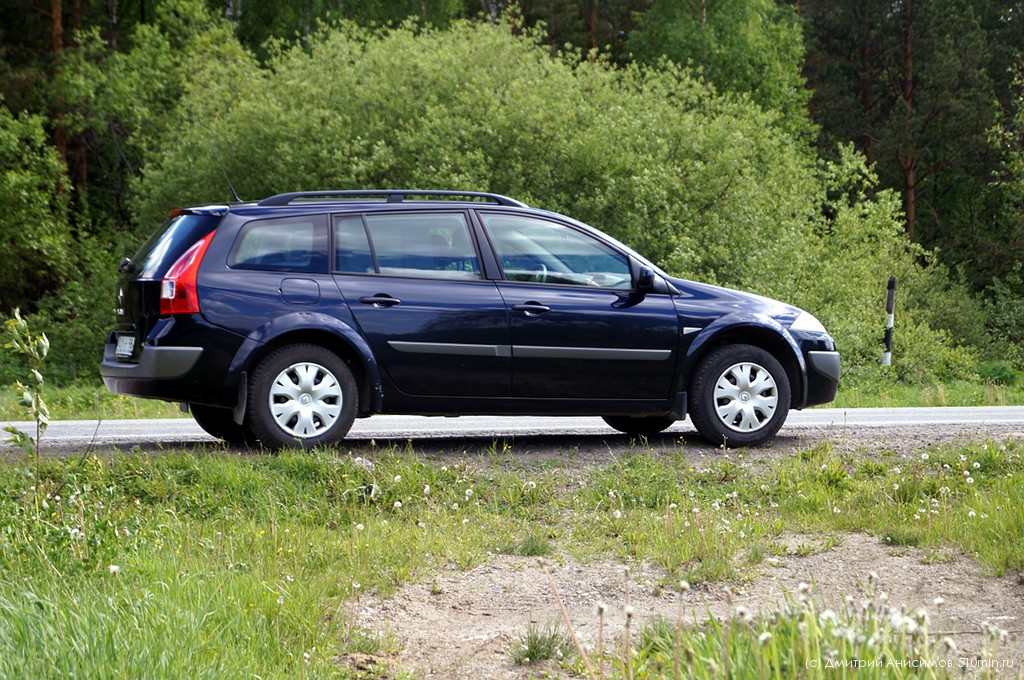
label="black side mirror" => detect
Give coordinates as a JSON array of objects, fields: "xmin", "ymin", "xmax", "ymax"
[{"xmin": 636, "ymin": 266, "xmax": 655, "ymax": 291}]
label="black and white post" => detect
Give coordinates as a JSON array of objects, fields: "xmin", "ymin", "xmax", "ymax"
[{"xmin": 882, "ymin": 276, "xmax": 896, "ymax": 367}]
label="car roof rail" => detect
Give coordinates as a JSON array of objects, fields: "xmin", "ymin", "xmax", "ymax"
[{"xmin": 257, "ymin": 190, "xmax": 528, "ymax": 208}]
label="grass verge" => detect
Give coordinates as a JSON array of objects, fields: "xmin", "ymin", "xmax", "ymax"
[{"xmin": 0, "ymin": 438, "xmax": 1020, "ymax": 677}]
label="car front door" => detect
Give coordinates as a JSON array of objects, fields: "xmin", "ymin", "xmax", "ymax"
[
  {"xmin": 479, "ymin": 212, "xmax": 679, "ymax": 402},
  {"xmin": 332, "ymin": 211, "xmax": 511, "ymax": 398}
]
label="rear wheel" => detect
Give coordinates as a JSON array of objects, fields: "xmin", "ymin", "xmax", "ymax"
[
  {"xmin": 689, "ymin": 344, "xmax": 790, "ymax": 447},
  {"xmin": 190, "ymin": 404, "xmax": 252, "ymax": 445},
  {"xmin": 247, "ymin": 344, "xmax": 357, "ymax": 449},
  {"xmin": 602, "ymin": 415, "xmax": 676, "ymax": 436}
]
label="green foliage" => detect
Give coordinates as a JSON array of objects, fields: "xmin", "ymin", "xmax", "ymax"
[
  {"xmin": 55, "ymin": 0, "xmax": 254, "ymax": 225},
  {"xmin": 510, "ymin": 622, "xmax": 574, "ymax": 666},
  {"xmin": 0, "ymin": 438, "xmax": 1020, "ymax": 676},
  {"xmin": 128, "ymin": 18, "xmax": 978, "ymax": 383},
  {"xmin": 3, "ymin": 308, "xmax": 50, "ymax": 514},
  {"xmin": 626, "ymin": 0, "xmax": 812, "ymax": 139},
  {"xmin": 983, "ymin": 264, "xmax": 1024, "ymax": 368},
  {"xmin": 0, "ymin": 102, "xmax": 72, "ymax": 313},
  {"xmin": 3, "ymin": 308, "xmax": 51, "ymax": 448},
  {"xmin": 803, "ymin": 0, "xmax": 1015, "ymax": 288}
]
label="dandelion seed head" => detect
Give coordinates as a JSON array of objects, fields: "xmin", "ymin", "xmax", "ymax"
[{"xmin": 108, "ymin": 564, "xmax": 120, "ymax": 575}]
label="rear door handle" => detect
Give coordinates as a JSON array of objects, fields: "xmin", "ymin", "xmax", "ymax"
[
  {"xmin": 511, "ymin": 303, "xmax": 551, "ymax": 315},
  {"xmin": 359, "ymin": 295, "xmax": 401, "ymax": 307}
]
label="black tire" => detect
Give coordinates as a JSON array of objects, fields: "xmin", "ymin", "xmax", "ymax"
[
  {"xmin": 190, "ymin": 404, "xmax": 253, "ymax": 445},
  {"xmin": 689, "ymin": 344, "xmax": 790, "ymax": 448},
  {"xmin": 246, "ymin": 344, "xmax": 357, "ymax": 449},
  {"xmin": 602, "ymin": 415, "xmax": 677, "ymax": 436}
]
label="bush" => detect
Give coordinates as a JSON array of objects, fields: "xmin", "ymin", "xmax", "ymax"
[
  {"xmin": 126, "ymin": 19, "xmax": 985, "ymax": 385},
  {"xmin": 0, "ymin": 101, "xmax": 72, "ymax": 314}
]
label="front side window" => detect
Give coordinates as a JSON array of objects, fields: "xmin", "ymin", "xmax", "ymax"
[
  {"xmin": 481, "ymin": 213, "xmax": 632, "ymax": 288},
  {"xmin": 229, "ymin": 215, "xmax": 327, "ymax": 273},
  {"xmin": 360, "ymin": 212, "xmax": 481, "ymax": 279}
]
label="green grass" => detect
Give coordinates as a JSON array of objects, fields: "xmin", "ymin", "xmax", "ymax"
[
  {"xmin": 0, "ymin": 438, "xmax": 1021, "ymax": 677},
  {"xmin": 834, "ymin": 378, "xmax": 1024, "ymax": 408},
  {"xmin": 0, "ymin": 383, "xmax": 186, "ymax": 421},
  {"xmin": 510, "ymin": 622, "xmax": 575, "ymax": 666}
]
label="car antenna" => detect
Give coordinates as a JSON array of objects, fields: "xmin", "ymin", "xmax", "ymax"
[{"xmin": 207, "ymin": 137, "xmax": 243, "ymax": 203}]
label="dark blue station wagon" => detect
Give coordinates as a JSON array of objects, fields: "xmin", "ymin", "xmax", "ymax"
[{"xmin": 100, "ymin": 190, "xmax": 840, "ymax": 448}]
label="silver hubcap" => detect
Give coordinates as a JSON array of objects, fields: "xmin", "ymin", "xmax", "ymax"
[
  {"xmin": 713, "ymin": 362, "xmax": 778, "ymax": 433},
  {"xmin": 268, "ymin": 362, "xmax": 343, "ymax": 438}
]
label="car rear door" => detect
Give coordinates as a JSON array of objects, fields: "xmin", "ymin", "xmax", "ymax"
[
  {"xmin": 332, "ymin": 211, "xmax": 511, "ymax": 398},
  {"xmin": 479, "ymin": 212, "xmax": 679, "ymax": 402}
]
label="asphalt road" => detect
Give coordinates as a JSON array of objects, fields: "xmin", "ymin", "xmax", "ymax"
[{"xmin": 3, "ymin": 406, "xmax": 1024, "ymax": 451}]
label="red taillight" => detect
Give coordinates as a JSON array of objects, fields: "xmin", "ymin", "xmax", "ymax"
[{"xmin": 160, "ymin": 231, "xmax": 215, "ymax": 315}]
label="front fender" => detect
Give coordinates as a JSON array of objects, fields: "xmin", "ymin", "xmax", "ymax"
[
  {"xmin": 679, "ymin": 312, "xmax": 808, "ymax": 407},
  {"xmin": 228, "ymin": 311, "xmax": 383, "ymax": 412}
]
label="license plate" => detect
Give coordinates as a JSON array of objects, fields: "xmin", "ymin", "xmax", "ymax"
[{"xmin": 115, "ymin": 335, "xmax": 136, "ymax": 359}]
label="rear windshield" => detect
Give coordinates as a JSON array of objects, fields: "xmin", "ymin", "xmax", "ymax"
[{"xmin": 134, "ymin": 213, "xmax": 223, "ymax": 280}]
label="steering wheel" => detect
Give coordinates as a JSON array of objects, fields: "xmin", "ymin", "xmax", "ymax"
[{"xmin": 533, "ymin": 264, "xmax": 548, "ymax": 283}]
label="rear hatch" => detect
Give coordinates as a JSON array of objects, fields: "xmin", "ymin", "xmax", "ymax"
[{"xmin": 111, "ymin": 208, "xmax": 226, "ymax": 362}]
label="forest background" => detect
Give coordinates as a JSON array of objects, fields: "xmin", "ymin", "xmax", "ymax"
[{"xmin": 1, "ymin": 0, "xmax": 1023, "ymax": 397}]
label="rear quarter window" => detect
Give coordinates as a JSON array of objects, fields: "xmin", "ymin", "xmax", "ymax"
[{"xmin": 228, "ymin": 215, "xmax": 328, "ymax": 273}]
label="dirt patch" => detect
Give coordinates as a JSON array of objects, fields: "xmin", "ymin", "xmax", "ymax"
[
  {"xmin": 357, "ymin": 534, "xmax": 1023, "ymax": 678},
  {"xmin": 354, "ymin": 423, "xmax": 1024, "ymax": 678}
]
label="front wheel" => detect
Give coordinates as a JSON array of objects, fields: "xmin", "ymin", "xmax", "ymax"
[
  {"xmin": 247, "ymin": 344, "xmax": 357, "ymax": 449},
  {"xmin": 602, "ymin": 415, "xmax": 677, "ymax": 436},
  {"xmin": 689, "ymin": 344, "xmax": 790, "ymax": 448}
]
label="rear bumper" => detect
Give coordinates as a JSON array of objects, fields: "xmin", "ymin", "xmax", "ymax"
[
  {"xmin": 100, "ymin": 315, "xmax": 246, "ymax": 407},
  {"xmin": 100, "ymin": 344, "xmax": 203, "ymax": 380}
]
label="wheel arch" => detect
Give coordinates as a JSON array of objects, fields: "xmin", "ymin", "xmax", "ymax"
[
  {"xmin": 682, "ymin": 318, "xmax": 807, "ymax": 409},
  {"xmin": 228, "ymin": 313, "xmax": 383, "ymax": 416}
]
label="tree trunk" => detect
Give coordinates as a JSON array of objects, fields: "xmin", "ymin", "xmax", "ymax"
[
  {"xmin": 900, "ymin": 0, "xmax": 917, "ymax": 238},
  {"xmin": 903, "ymin": 163, "xmax": 916, "ymax": 240},
  {"xmin": 50, "ymin": 0, "xmax": 67, "ymax": 164}
]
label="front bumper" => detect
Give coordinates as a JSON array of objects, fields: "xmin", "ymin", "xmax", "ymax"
[{"xmin": 805, "ymin": 350, "xmax": 840, "ymax": 407}]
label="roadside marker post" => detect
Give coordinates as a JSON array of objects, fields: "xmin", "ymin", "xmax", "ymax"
[{"xmin": 882, "ymin": 276, "xmax": 896, "ymax": 367}]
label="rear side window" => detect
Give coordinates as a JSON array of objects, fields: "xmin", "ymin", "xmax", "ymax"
[
  {"xmin": 135, "ymin": 213, "xmax": 223, "ymax": 280},
  {"xmin": 228, "ymin": 215, "xmax": 328, "ymax": 273},
  {"xmin": 337, "ymin": 212, "xmax": 481, "ymax": 280}
]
